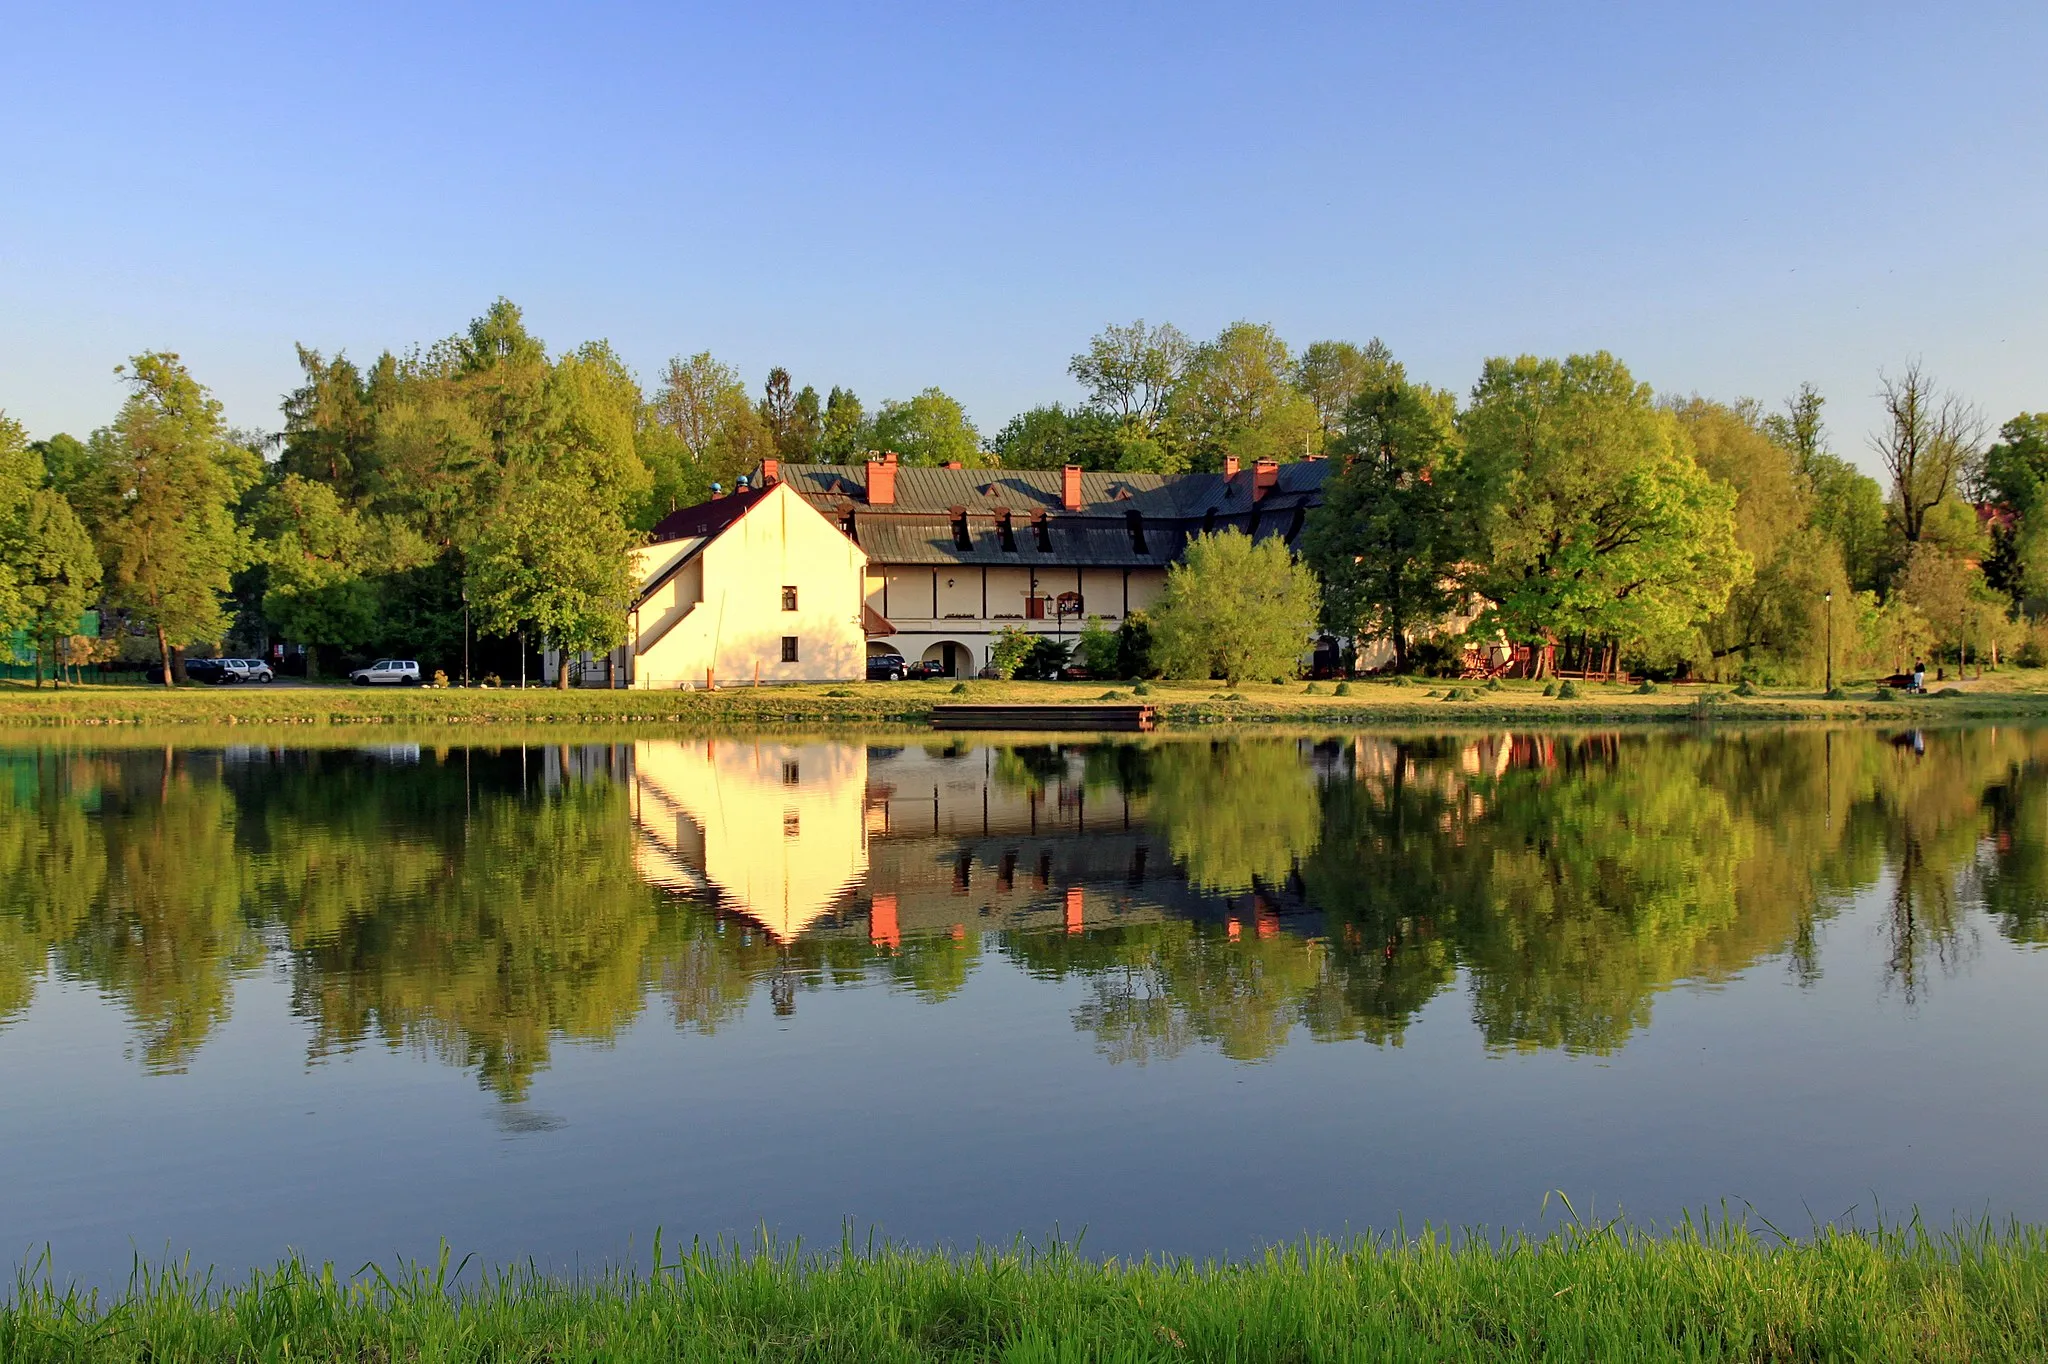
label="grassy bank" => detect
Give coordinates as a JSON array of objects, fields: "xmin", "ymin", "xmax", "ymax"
[
  {"xmin": 5, "ymin": 672, "xmax": 2048, "ymax": 729},
  {"xmin": 8, "ymin": 1221, "xmax": 2047, "ymax": 1362}
]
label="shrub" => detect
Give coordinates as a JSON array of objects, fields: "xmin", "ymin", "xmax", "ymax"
[
  {"xmin": 1542, "ymin": 682, "xmax": 1557, "ymax": 697},
  {"xmin": 988, "ymin": 626, "xmax": 1034, "ymax": 680},
  {"xmin": 1556, "ymin": 681, "xmax": 1580, "ymax": 699},
  {"xmin": 1823, "ymin": 686, "xmax": 1849, "ymax": 700},
  {"xmin": 1303, "ymin": 682, "xmax": 1322, "ymax": 694},
  {"xmin": 1733, "ymin": 679, "xmax": 1759, "ymax": 697},
  {"xmin": 1333, "ymin": 681, "xmax": 1352, "ymax": 696},
  {"xmin": 1634, "ymin": 680, "xmax": 1659, "ymax": 695},
  {"xmin": 824, "ymin": 687, "xmax": 856, "ymax": 697},
  {"xmin": 1115, "ymin": 612, "xmax": 1156, "ymax": 679},
  {"xmin": 1485, "ymin": 678, "xmax": 1503, "ymax": 692},
  {"xmin": 949, "ymin": 682, "xmax": 970, "ymax": 695},
  {"xmin": 1020, "ymin": 636, "xmax": 1071, "ymax": 681},
  {"xmin": 1936, "ymin": 686, "xmax": 1965, "ymax": 697},
  {"xmin": 1098, "ymin": 690, "xmax": 1128, "ymax": 701},
  {"xmin": 432, "ymin": 670, "xmax": 449, "ymax": 688},
  {"xmin": 1132, "ymin": 682, "xmax": 1153, "ymax": 696},
  {"xmin": 1076, "ymin": 615, "xmax": 1120, "ymax": 677}
]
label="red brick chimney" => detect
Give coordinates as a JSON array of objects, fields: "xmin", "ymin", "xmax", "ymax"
[
  {"xmin": 1061, "ymin": 464, "xmax": 1084, "ymax": 511},
  {"xmin": 760, "ymin": 458, "xmax": 779, "ymax": 486},
  {"xmin": 865, "ymin": 455, "xmax": 897, "ymax": 506},
  {"xmin": 1253, "ymin": 458, "xmax": 1279, "ymax": 501},
  {"xmin": 943, "ymin": 460, "xmax": 963, "ymax": 469},
  {"xmin": 1223, "ymin": 454, "xmax": 1240, "ymax": 479}
]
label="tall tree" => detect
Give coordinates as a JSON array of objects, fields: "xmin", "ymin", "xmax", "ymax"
[
  {"xmin": 817, "ymin": 386, "xmax": 868, "ymax": 462},
  {"xmin": 1870, "ymin": 361, "xmax": 1987, "ymax": 544},
  {"xmin": 1461, "ymin": 353, "xmax": 1746, "ymax": 670},
  {"xmin": 1294, "ymin": 339, "xmax": 1397, "ymax": 439},
  {"xmin": 1676, "ymin": 397, "xmax": 1840, "ymax": 679},
  {"xmin": 1151, "ymin": 528, "xmax": 1320, "ymax": 685},
  {"xmin": 1300, "ymin": 372, "xmax": 1475, "ymax": 673},
  {"xmin": 984, "ymin": 404, "xmax": 1124, "ymax": 470},
  {"xmin": 1069, "ymin": 321, "xmax": 1189, "ymax": 427},
  {"xmin": 1981, "ymin": 413, "xmax": 2048, "ymax": 517},
  {"xmin": 466, "ymin": 477, "xmax": 635, "ymax": 689},
  {"xmin": 757, "ymin": 368, "xmax": 823, "ymax": 459},
  {"xmin": 868, "ymin": 388, "xmax": 984, "ymax": 466},
  {"xmin": 75, "ymin": 355, "xmax": 257, "ymax": 684},
  {"xmin": 650, "ymin": 351, "xmax": 774, "ymax": 496},
  {"xmin": 1167, "ymin": 322, "xmax": 1320, "ymax": 471}
]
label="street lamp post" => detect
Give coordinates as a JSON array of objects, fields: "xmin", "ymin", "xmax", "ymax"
[
  {"xmin": 462, "ymin": 588, "xmax": 471, "ymax": 687},
  {"xmin": 1824, "ymin": 590, "xmax": 1834, "ymax": 693}
]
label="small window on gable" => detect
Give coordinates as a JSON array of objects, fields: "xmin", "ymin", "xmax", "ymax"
[
  {"xmin": 1126, "ymin": 510, "xmax": 1149, "ymax": 555},
  {"xmin": 1033, "ymin": 514, "xmax": 1053, "ymax": 553},
  {"xmin": 996, "ymin": 511, "xmax": 1017, "ymax": 552},
  {"xmin": 781, "ymin": 585, "xmax": 798, "ymax": 611},
  {"xmin": 951, "ymin": 509, "xmax": 971, "ymax": 550},
  {"xmin": 781, "ymin": 636, "xmax": 800, "ymax": 662}
]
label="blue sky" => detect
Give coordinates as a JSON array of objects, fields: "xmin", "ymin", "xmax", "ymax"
[{"xmin": 3, "ymin": 1, "xmax": 2043, "ymax": 468}]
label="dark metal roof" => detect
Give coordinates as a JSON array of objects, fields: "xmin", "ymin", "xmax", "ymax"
[
  {"xmin": 647, "ymin": 486, "xmax": 769, "ymax": 544},
  {"xmin": 764, "ymin": 460, "xmax": 1331, "ymax": 566}
]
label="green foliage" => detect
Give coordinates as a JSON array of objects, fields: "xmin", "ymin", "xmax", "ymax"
[
  {"xmin": 1635, "ymin": 680, "xmax": 1659, "ymax": 695},
  {"xmin": 1114, "ymin": 611, "xmax": 1155, "ymax": 678},
  {"xmin": 465, "ymin": 477, "xmax": 635, "ymax": 685},
  {"xmin": 0, "ymin": 415, "xmax": 102, "ymax": 671},
  {"xmin": 869, "ymin": 387, "xmax": 984, "ymax": 466},
  {"xmin": 986, "ymin": 625, "xmax": 1034, "ymax": 680},
  {"xmin": 1332, "ymin": 681, "xmax": 1351, "ymax": 695},
  {"xmin": 1301, "ymin": 369, "xmax": 1475, "ymax": 673},
  {"xmin": 1075, "ymin": 614, "xmax": 1120, "ymax": 676},
  {"xmin": 1294, "ymin": 338, "xmax": 1398, "ymax": 439},
  {"xmin": 1167, "ymin": 321, "xmax": 1320, "ymax": 470},
  {"xmin": 1733, "ymin": 679, "xmax": 1758, "ymax": 696},
  {"xmin": 1019, "ymin": 635, "xmax": 1071, "ymax": 680},
  {"xmin": 1462, "ymin": 352, "xmax": 1747, "ymax": 662},
  {"xmin": 983, "ymin": 404, "xmax": 1125, "ymax": 470},
  {"xmin": 1151, "ymin": 529, "xmax": 1319, "ymax": 686},
  {"xmin": 1132, "ymin": 682, "xmax": 1153, "ymax": 695},
  {"xmin": 74, "ymin": 353, "xmax": 258, "ymax": 674},
  {"xmin": 1556, "ymin": 680, "xmax": 1580, "ymax": 699}
]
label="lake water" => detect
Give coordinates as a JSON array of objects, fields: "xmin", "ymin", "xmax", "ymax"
[{"xmin": 4, "ymin": 726, "xmax": 2048, "ymax": 1284}]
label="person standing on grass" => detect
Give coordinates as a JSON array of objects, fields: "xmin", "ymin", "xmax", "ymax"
[{"xmin": 1912, "ymin": 660, "xmax": 1926, "ymax": 693}]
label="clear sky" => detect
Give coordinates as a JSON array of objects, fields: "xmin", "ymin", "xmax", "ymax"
[{"xmin": 3, "ymin": 1, "xmax": 2043, "ymax": 469}]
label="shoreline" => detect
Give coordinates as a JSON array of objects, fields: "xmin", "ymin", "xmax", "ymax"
[
  {"xmin": 2, "ymin": 675, "xmax": 2046, "ymax": 729},
  {"xmin": 7, "ymin": 1222, "xmax": 2045, "ymax": 1361}
]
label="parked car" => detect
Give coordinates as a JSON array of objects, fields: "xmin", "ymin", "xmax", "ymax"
[
  {"xmin": 866, "ymin": 653, "xmax": 909, "ymax": 682},
  {"xmin": 349, "ymin": 659, "xmax": 422, "ymax": 686},
  {"xmin": 905, "ymin": 660, "xmax": 948, "ymax": 680},
  {"xmin": 182, "ymin": 658, "xmax": 228, "ymax": 684},
  {"xmin": 221, "ymin": 658, "xmax": 274, "ymax": 683}
]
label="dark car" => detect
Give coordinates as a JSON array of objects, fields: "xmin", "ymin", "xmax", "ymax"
[
  {"xmin": 183, "ymin": 658, "xmax": 229, "ymax": 684},
  {"xmin": 905, "ymin": 660, "xmax": 948, "ymax": 680},
  {"xmin": 866, "ymin": 653, "xmax": 909, "ymax": 681}
]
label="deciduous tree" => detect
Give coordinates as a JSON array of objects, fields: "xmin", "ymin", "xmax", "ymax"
[
  {"xmin": 75, "ymin": 355, "xmax": 257, "ymax": 683},
  {"xmin": 1300, "ymin": 371, "xmax": 1475, "ymax": 673},
  {"xmin": 1461, "ymin": 353, "xmax": 1745, "ymax": 670},
  {"xmin": 1167, "ymin": 322, "xmax": 1320, "ymax": 471},
  {"xmin": 1870, "ymin": 361, "xmax": 1987, "ymax": 544},
  {"xmin": 1151, "ymin": 528, "xmax": 1319, "ymax": 685},
  {"xmin": 869, "ymin": 387, "xmax": 985, "ymax": 466}
]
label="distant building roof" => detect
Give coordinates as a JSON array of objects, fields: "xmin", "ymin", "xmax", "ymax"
[{"xmin": 765, "ymin": 460, "xmax": 1331, "ymax": 566}]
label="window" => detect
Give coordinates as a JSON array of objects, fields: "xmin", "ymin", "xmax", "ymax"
[
  {"xmin": 782, "ymin": 760, "xmax": 800, "ymax": 785},
  {"xmin": 781, "ymin": 636, "xmax": 800, "ymax": 662},
  {"xmin": 1033, "ymin": 514, "xmax": 1052, "ymax": 553},
  {"xmin": 781, "ymin": 585, "xmax": 798, "ymax": 611},
  {"xmin": 951, "ymin": 510, "xmax": 972, "ymax": 550},
  {"xmin": 1126, "ymin": 510, "xmax": 1148, "ymax": 555},
  {"xmin": 996, "ymin": 512, "xmax": 1017, "ymax": 552}
]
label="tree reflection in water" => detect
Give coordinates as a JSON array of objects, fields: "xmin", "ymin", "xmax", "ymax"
[{"xmin": 0, "ymin": 726, "xmax": 2042, "ymax": 1092}]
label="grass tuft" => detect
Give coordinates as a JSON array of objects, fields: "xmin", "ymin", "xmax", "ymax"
[{"xmin": 7, "ymin": 1219, "xmax": 2048, "ymax": 1362}]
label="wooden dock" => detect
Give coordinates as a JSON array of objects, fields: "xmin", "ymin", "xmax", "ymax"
[{"xmin": 929, "ymin": 703, "xmax": 1157, "ymax": 733}]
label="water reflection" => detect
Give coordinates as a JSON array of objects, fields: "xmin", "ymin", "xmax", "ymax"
[{"xmin": 1, "ymin": 727, "xmax": 2044, "ymax": 1094}]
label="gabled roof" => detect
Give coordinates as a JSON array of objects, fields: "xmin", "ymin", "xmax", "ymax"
[
  {"xmin": 769, "ymin": 459, "xmax": 1331, "ymax": 521},
  {"xmin": 648, "ymin": 485, "xmax": 770, "ymax": 545}
]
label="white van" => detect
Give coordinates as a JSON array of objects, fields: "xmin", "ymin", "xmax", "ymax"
[{"xmin": 348, "ymin": 659, "xmax": 422, "ymax": 687}]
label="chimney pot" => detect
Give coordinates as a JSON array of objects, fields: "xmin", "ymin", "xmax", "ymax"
[
  {"xmin": 865, "ymin": 455, "xmax": 897, "ymax": 506},
  {"xmin": 1061, "ymin": 464, "xmax": 1084, "ymax": 511},
  {"xmin": 1224, "ymin": 454, "xmax": 1241, "ymax": 478},
  {"xmin": 1253, "ymin": 458, "xmax": 1279, "ymax": 501},
  {"xmin": 944, "ymin": 460, "xmax": 963, "ymax": 469}
]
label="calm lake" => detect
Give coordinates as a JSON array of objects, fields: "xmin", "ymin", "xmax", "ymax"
[{"xmin": 4, "ymin": 726, "xmax": 2047, "ymax": 1283}]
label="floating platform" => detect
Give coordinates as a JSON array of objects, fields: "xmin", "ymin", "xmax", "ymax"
[{"xmin": 929, "ymin": 703, "xmax": 1157, "ymax": 733}]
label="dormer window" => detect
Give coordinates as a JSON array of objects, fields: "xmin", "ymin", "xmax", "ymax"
[
  {"xmin": 1126, "ymin": 511, "xmax": 1149, "ymax": 556},
  {"xmin": 1202, "ymin": 508, "xmax": 1217, "ymax": 535},
  {"xmin": 1286, "ymin": 507, "xmax": 1305, "ymax": 543},
  {"xmin": 1033, "ymin": 514, "xmax": 1053, "ymax": 553},
  {"xmin": 996, "ymin": 510, "xmax": 1017, "ymax": 553},
  {"xmin": 951, "ymin": 508, "xmax": 971, "ymax": 550}
]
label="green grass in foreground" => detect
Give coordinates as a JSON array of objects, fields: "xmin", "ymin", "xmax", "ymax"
[{"xmin": 8, "ymin": 1220, "xmax": 2048, "ymax": 1362}]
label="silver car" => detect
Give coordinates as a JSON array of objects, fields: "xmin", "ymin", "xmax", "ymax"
[
  {"xmin": 221, "ymin": 658, "xmax": 274, "ymax": 683},
  {"xmin": 349, "ymin": 659, "xmax": 422, "ymax": 686}
]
